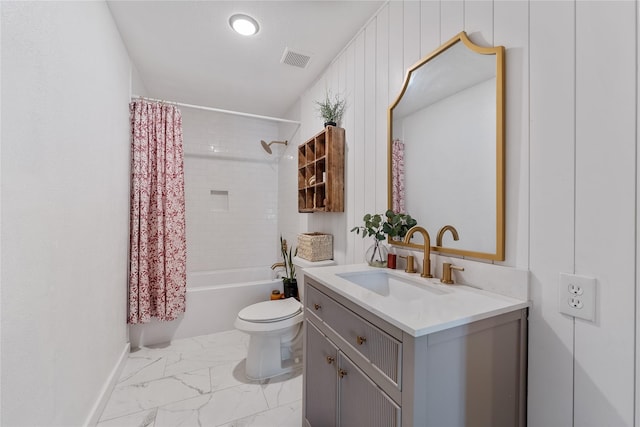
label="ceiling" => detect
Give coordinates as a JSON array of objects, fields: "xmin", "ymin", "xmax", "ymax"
[{"xmin": 108, "ymin": 1, "xmax": 384, "ymax": 118}]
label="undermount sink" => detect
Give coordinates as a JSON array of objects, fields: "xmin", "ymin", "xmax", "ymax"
[{"xmin": 336, "ymin": 269, "xmax": 448, "ymax": 300}]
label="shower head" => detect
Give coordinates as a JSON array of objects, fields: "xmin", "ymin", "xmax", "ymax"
[{"xmin": 260, "ymin": 140, "xmax": 288, "ymax": 154}]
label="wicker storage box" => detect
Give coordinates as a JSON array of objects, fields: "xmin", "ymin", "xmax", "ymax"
[{"xmin": 297, "ymin": 233, "xmax": 333, "ymax": 261}]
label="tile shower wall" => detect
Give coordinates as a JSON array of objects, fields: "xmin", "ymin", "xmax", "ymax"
[{"xmin": 181, "ymin": 108, "xmax": 282, "ymax": 273}]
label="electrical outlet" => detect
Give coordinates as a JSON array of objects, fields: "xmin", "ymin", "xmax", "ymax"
[{"xmin": 558, "ymin": 273, "xmax": 596, "ymax": 321}]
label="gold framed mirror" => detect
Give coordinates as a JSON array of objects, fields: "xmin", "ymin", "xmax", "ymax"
[{"xmin": 387, "ymin": 31, "xmax": 505, "ymax": 261}]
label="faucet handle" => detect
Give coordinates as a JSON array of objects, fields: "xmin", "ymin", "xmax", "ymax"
[
  {"xmin": 399, "ymin": 255, "xmax": 417, "ymax": 273},
  {"xmin": 441, "ymin": 262, "xmax": 464, "ymax": 284}
]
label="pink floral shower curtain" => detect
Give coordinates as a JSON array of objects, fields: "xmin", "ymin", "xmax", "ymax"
[
  {"xmin": 391, "ymin": 138, "xmax": 405, "ymax": 213},
  {"xmin": 128, "ymin": 100, "xmax": 186, "ymax": 323}
]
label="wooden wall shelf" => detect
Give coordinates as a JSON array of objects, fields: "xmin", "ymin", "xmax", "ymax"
[{"xmin": 297, "ymin": 126, "xmax": 345, "ymax": 213}]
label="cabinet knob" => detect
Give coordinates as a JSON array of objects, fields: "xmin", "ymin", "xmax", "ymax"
[
  {"xmin": 357, "ymin": 336, "xmax": 367, "ymax": 345},
  {"xmin": 326, "ymin": 356, "xmax": 335, "ymax": 365},
  {"xmin": 314, "ymin": 303, "xmax": 321, "ymax": 311},
  {"xmin": 339, "ymin": 369, "xmax": 348, "ymax": 378}
]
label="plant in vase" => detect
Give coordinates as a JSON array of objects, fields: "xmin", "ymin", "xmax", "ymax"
[
  {"xmin": 383, "ymin": 209, "xmax": 418, "ymax": 241},
  {"xmin": 280, "ymin": 236, "xmax": 299, "ymax": 299},
  {"xmin": 315, "ymin": 90, "xmax": 345, "ymax": 127},
  {"xmin": 350, "ymin": 213, "xmax": 388, "ymax": 267}
]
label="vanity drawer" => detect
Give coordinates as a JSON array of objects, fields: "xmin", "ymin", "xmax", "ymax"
[
  {"xmin": 305, "ymin": 282, "xmax": 332, "ymax": 323},
  {"xmin": 306, "ymin": 283, "xmax": 402, "ymax": 388},
  {"xmin": 323, "ymin": 297, "xmax": 402, "ymax": 387}
]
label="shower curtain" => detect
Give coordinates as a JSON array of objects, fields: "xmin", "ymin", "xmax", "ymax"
[
  {"xmin": 128, "ymin": 100, "xmax": 186, "ymax": 323},
  {"xmin": 391, "ymin": 138, "xmax": 405, "ymax": 213}
]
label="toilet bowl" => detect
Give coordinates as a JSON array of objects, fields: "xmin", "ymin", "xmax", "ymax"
[{"xmin": 234, "ymin": 297, "xmax": 304, "ymax": 380}]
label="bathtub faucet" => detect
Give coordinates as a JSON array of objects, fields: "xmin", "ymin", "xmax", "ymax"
[{"xmin": 271, "ymin": 262, "xmax": 285, "ymax": 270}]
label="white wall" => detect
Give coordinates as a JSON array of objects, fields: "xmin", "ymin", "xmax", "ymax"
[
  {"xmin": 181, "ymin": 108, "xmax": 282, "ymax": 273},
  {"xmin": 278, "ymin": 100, "xmax": 304, "ymax": 251},
  {"xmin": 287, "ymin": 1, "xmax": 638, "ymax": 425},
  {"xmin": 1, "ymin": 2, "xmax": 131, "ymax": 425}
]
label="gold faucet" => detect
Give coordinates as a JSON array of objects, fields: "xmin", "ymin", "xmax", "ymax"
[
  {"xmin": 398, "ymin": 255, "xmax": 417, "ymax": 273},
  {"xmin": 436, "ymin": 225, "xmax": 459, "ymax": 246},
  {"xmin": 403, "ymin": 226, "xmax": 432, "ymax": 278},
  {"xmin": 271, "ymin": 262, "xmax": 285, "ymax": 270},
  {"xmin": 441, "ymin": 262, "xmax": 464, "ymax": 284}
]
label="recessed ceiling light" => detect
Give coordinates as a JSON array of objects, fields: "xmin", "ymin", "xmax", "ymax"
[{"xmin": 229, "ymin": 14, "xmax": 259, "ymax": 36}]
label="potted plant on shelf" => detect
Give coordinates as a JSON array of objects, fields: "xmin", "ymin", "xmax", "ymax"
[
  {"xmin": 383, "ymin": 209, "xmax": 418, "ymax": 241},
  {"xmin": 315, "ymin": 90, "xmax": 345, "ymax": 128},
  {"xmin": 350, "ymin": 213, "xmax": 388, "ymax": 267},
  {"xmin": 280, "ymin": 236, "xmax": 298, "ymax": 299}
]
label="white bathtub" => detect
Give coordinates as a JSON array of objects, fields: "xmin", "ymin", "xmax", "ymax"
[{"xmin": 129, "ymin": 267, "xmax": 282, "ymax": 348}]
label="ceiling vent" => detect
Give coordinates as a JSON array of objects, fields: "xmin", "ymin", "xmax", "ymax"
[{"xmin": 281, "ymin": 48, "xmax": 311, "ymax": 69}]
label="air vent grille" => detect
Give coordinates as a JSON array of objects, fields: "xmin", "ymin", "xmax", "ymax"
[{"xmin": 281, "ymin": 48, "xmax": 311, "ymax": 69}]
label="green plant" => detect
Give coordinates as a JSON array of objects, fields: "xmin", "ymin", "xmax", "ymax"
[
  {"xmin": 383, "ymin": 209, "xmax": 418, "ymax": 240},
  {"xmin": 350, "ymin": 211, "xmax": 418, "ymax": 241},
  {"xmin": 351, "ymin": 211, "xmax": 419, "ymax": 266},
  {"xmin": 350, "ymin": 213, "xmax": 386, "ymax": 242},
  {"xmin": 315, "ymin": 90, "xmax": 345, "ymax": 125},
  {"xmin": 350, "ymin": 213, "xmax": 387, "ymax": 265},
  {"xmin": 280, "ymin": 235, "xmax": 297, "ymax": 280}
]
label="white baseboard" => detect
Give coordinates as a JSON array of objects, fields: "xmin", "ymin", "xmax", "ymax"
[{"xmin": 83, "ymin": 342, "xmax": 130, "ymax": 427}]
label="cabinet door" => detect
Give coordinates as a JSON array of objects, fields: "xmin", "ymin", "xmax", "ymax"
[
  {"xmin": 305, "ymin": 321, "xmax": 338, "ymax": 427},
  {"xmin": 338, "ymin": 353, "xmax": 400, "ymax": 427}
]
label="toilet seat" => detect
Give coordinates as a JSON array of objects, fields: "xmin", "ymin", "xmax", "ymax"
[
  {"xmin": 238, "ymin": 298, "xmax": 302, "ymax": 323},
  {"xmin": 235, "ymin": 297, "xmax": 304, "ymax": 380}
]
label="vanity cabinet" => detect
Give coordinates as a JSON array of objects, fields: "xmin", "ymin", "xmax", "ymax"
[
  {"xmin": 305, "ymin": 317, "xmax": 400, "ymax": 427},
  {"xmin": 305, "ymin": 321, "xmax": 338, "ymax": 427},
  {"xmin": 303, "ymin": 276, "xmax": 527, "ymax": 427},
  {"xmin": 298, "ymin": 126, "xmax": 345, "ymax": 212},
  {"xmin": 338, "ymin": 352, "xmax": 401, "ymax": 427}
]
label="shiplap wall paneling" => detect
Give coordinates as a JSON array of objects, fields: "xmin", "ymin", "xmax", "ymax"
[
  {"xmin": 403, "ymin": 1, "xmax": 421, "ymax": 70},
  {"xmin": 352, "ymin": 32, "xmax": 367, "ymax": 263},
  {"xmin": 574, "ymin": 2, "xmax": 636, "ymax": 425},
  {"xmin": 298, "ymin": 93, "xmax": 312, "ymax": 238},
  {"xmin": 345, "ymin": 42, "xmax": 357, "ymax": 264},
  {"xmin": 420, "ymin": 1, "xmax": 441, "ymax": 57},
  {"xmin": 293, "ymin": 1, "xmax": 640, "ymax": 426},
  {"xmin": 637, "ymin": 0, "xmax": 640, "ymax": 422},
  {"xmin": 389, "ymin": 1, "xmax": 405, "ymax": 105},
  {"xmin": 333, "ymin": 54, "xmax": 349, "ymax": 264},
  {"xmin": 364, "ymin": 22, "xmax": 378, "ymax": 216},
  {"xmin": 465, "ymin": 1, "xmax": 493, "ymax": 47},
  {"xmin": 494, "ymin": 1, "xmax": 530, "ymax": 269},
  {"xmin": 440, "ymin": 0, "xmax": 464, "ymax": 42},
  {"xmin": 376, "ymin": 6, "xmax": 390, "ymax": 216},
  {"xmin": 529, "ymin": 2, "xmax": 576, "ymax": 426},
  {"xmin": 312, "ymin": 56, "xmax": 349, "ymax": 263}
]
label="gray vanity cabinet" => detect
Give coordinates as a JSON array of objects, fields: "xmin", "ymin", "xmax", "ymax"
[
  {"xmin": 305, "ymin": 321, "xmax": 338, "ymax": 427},
  {"xmin": 304, "ymin": 311, "xmax": 400, "ymax": 427},
  {"xmin": 338, "ymin": 353, "xmax": 401, "ymax": 427},
  {"xmin": 303, "ymin": 275, "xmax": 528, "ymax": 427}
]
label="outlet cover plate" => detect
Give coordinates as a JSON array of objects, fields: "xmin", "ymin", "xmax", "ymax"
[{"xmin": 558, "ymin": 273, "xmax": 596, "ymax": 321}]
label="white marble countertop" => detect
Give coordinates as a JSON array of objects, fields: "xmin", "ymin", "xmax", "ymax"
[{"xmin": 303, "ymin": 263, "xmax": 530, "ymax": 337}]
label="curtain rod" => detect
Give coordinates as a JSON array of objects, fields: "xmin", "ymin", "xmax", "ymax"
[{"xmin": 131, "ymin": 94, "xmax": 301, "ymax": 125}]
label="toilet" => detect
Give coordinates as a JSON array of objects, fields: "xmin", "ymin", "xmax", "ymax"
[{"xmin": 234, "ymin": 297, "xmax": 304, "ymax": 380}]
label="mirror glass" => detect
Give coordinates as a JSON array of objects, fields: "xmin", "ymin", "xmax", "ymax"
[{"xmin": 388, "ymin": 32, "xmax": 504, "ymax": 260}]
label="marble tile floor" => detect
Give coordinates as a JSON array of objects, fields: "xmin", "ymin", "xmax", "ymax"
[{"xmin": 98, "ymin": 330, "xmax": 302, "ymax": 427}]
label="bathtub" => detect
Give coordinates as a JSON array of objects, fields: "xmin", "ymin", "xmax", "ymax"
[{"xmin": 129, "ymin": 267, "xmax": 282, "ymax": 348}]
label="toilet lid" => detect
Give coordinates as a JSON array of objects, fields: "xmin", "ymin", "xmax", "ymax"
[{"xmin": 238, "ymin": 298, "xmax": 303, "ymax": 323}]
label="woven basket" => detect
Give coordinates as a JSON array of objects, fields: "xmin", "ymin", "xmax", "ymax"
[{"xmin": 297, "ymin": 233, "xmax": 333, "ymax": 261}]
